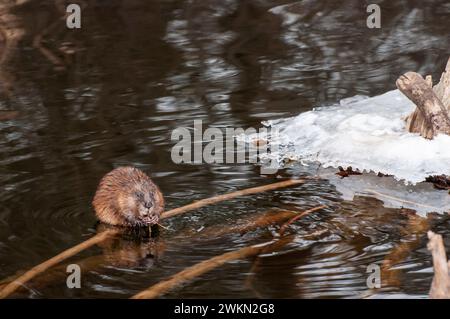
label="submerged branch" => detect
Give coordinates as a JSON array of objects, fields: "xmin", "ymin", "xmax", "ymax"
[
  {"xmin": 0, "ymin": 179, "xmax": 309, "ymax": 298},
  {"xmin": 0, "ymin": 229, "xmax": 118, "ymax": 299},
  {"xmin": 364, "ymin": 189, "xmax": 441, "ymax": 211},
  {"xmin": 161, "ymin": 179, "xmax": 308, "ymax": 220},
  {"xmin": 131, "ymin": 237, "xmax": 294, "ymax": 299},
  {"xmin": 278, "ymin": 205, "xmax": 327, "ymax": 235},
  {"xmin": 136, "ymin": 205, "xmax": 326, "ymax": 299},
  {"xmin": 381, "ymin": 214, "xmax": 430, "ymax": 288}
]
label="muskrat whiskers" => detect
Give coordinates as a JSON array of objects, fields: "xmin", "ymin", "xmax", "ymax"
[{"xmin": 157, "ymin": 223, "xmax": 170, "ymax": 230}]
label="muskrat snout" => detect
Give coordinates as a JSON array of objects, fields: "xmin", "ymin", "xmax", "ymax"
[{"xmin": 137, "ymin": 198, "xmax": 161, "ymax": 226}]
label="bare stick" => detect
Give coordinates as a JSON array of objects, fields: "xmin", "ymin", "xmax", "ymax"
[
  {"xmin": 131, "ymin": 238, "xmax": 295, "ymax": 299},
  {"xmin": 245, "ymin": 205, "xmax": 326, "ymax": 296},
  {"xmin": 193, "ymin": 210, "xmax": 297, "ymax": 239},
  {"xmin": 364, "ymin": 189, "xmax": 440, "ymax": 211},
  {"xmin": 381, "ymin": 214, "xmax": 429, "ymax": 288},
  {"xmin": 433, "ymin": 58, "xmax": 450, "ymax": 109},
  {"xmin": 0, "ymin": 210, "xmax": 299, "ymax": 293},
  {"xmin": 0, "ymin": 254, "xmax": 105, "ymax": 293},
  {"xmin": 427, "ymin": 231, "xmax": 450, "ymax": 299},
  {"xmin": 161, "ymin": 179, "xmax": 307, "ymax": 219},
  {"xmin": 0, "ymin": 229, "xmax": 118, "ymax": 299},
  {"xmin": 278, "ymin": 205, "xmax": 327, "ymax": 235},
  {"xmin": 0, "ymin": 179, "xmax": 308, "ymax": 298},
  {"xmin": 156, "ymin": 223, "xmax": 170, "ymax": 231}
]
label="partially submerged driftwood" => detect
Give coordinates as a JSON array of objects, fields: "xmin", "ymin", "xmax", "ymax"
[
  {"xmin": 133, "ymin": 206, "xmax": 326, "ymax": 299},
  {"xmin": 0, "ymin": 229, "xmax": 118, "ymax": 299},
  {"xmin": 397, "ymin": 57, "xmax": 450, "ymax": 139},
  {"xmin": 0, "ymin": 208, "xmax": 314, "ymax": 295},
  {"xmin": 131, "ymin": 240, "xmax": 277, "ymax": 299},
  {"xmin": 0, "ymin": 178, "xmax": 310, "ymax": 299},
  {"xmin": 427, "ymin": 231, "xmax": 450, "ymax": 299},
  {"xmin": 132, "ymin": 203, "xmax": 326, "ymax": 300}
]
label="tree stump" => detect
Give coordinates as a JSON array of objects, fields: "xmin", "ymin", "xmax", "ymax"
[{"xmin": 397, "ymin": 57, "xmax": 450, "ymax": 139}]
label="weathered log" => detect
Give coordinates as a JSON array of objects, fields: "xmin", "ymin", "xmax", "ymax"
[
  {"xmin": 433, "ymin": 58, "xmax": 450, "ymax": 109},
  {"xmin": 397, "ymin": 71, "xmax": 450, "ymax": 138},
  {"xmin": 398, "ymin": 57, "xmax": 450, "ymax": 139},
  {"xmin": 427, "ymin": 231, "xmax": 450, "ymax": 299}
]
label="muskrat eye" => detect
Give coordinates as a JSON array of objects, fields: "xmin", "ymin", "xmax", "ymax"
[{"xmin": 135, "ymin": 192, "xmax": 144, "ymax": 200}]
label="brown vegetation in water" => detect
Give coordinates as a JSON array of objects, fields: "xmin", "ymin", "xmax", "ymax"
[
  {"xmin": 425, "ymin": 175, "xmax": 450, "ymax": 191},
  {"xmin": 336, "ymin": 166, "xmax": 362, "ymax": 178}
]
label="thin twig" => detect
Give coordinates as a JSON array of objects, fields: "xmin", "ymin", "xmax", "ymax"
[
  {"xmin": 0, "ymin": 179, "xmax": 309, "ymax": 298},
  {"xmin": 161, "ymin": 179, "xmax": 308, "ymax": 219},
  {"xmin": 245, "ymin": 205, "xmax": 326, "ymax": 296},
  {"xmin": 0, "ymin": 229, "xmax": 118, "ymax": 299},
  {"xmin": 0, "ymin": 210, "xmax": 299, "ymax": 293},
  {"xmin": 193, "ymin": 210, "xmax": 297, "ymax": 238},
  {"xmin": 156, "ymin": 223, "xmax": 170, "ymax": 230},
  {"xmin": 131, "ymin": 238, "xmax": 294, "ymax": 299},
  {"xmin": 364, "ymin": 189, "xmax": 440, "ymax": 211},
  {"xmin": 278, "ymin": 205, "xmax": 327, "ymax": 236},
  {"xmin": 380, "ymin": 214, "xmax": 429, "ymax": 289}
]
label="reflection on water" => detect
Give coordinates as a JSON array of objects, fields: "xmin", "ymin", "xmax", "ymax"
[{"xmin": 0, "ymin": 0, "xmax": 449, "ymax": 298}]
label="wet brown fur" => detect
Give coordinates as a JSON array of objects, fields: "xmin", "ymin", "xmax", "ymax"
[{"xmin": 93, "ymin": 167, "xmax": 164, "ymax": 227}]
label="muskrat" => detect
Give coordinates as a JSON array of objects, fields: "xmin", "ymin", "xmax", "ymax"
[{"xmin": 93, "ymin": 167, "xmax": 165, "ymax": 227}]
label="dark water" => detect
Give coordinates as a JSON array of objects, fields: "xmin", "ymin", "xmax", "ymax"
[{"xmin": 0, "ymin": 0, "xmax": 449, "ymax": 298}]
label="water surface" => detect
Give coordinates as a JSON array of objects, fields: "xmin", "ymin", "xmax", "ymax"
[{"xmin": 0, "ymin": 0, "xmax": 449, "ymax": 298}]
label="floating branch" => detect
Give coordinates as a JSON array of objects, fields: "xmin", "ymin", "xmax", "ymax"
[
  {"xmin": 131, "ymin": 237, "xmax": 294, "ymax": 299},
  {"xmin": 278, "ymin": 205, "xmax": 327, "ymax": 235},
  {"xmin": 427, "ymin": 231, "xmax": 450, "ymax": 299},
  {"xmin": 0, "ymin": 209, "xmax": 303, "ymax": 294},
  {"xmin": 381, "ymin": 214, "xmax": 429, "ymax": 288},
  {"xmin": 161, "ymin": 179, "xmax": 308, "ymax": 219},
  {"xmin": 364, "ymin": 189, "xmax": 440, "ymax": 211},
  {"xmin": 194, "ymin": 210, "xmax": 298, "ymax": 239},
  {"xmin": 0, "ymin": 229, "xmax": 118, "ymax": 299},
  {"xmin": 245, "ymin": 205, "xmax": 327, "ymax": 296},
  {"xmin": 137, "ymin": 205, "xmax": 327, "ymax": 299},
  {"xmin": 0, "ymin": 178, "xmax": 308, "ymax": 298},
  {"xmin": 0, "ymin": 254, "xmax": 105, "ymax": 293}
]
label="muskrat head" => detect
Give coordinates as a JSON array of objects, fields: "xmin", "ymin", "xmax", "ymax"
[{"xmin": 118, "ymin": 186, "xmax": 164, "ymax": 227}]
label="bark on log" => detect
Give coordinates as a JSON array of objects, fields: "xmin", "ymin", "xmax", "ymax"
[
  {"xmin": 434, "ymin": 58, "xmax": 450, "ymax": 109},
  {"xmin": 427, "ymin": 231, "xmax": 450, "ymax": 299},
  {"xmin": 398, "ymin": 57, "xmax": 450, "ymax": 139}
]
